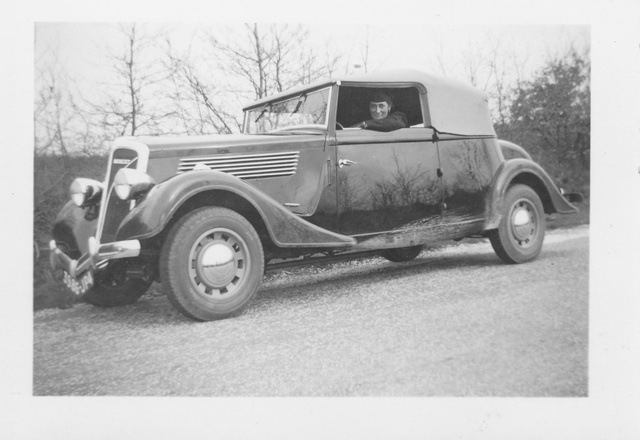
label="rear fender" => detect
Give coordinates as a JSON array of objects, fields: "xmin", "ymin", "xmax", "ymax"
[
  {"xmin": 484, "ymin": 159, "xmax": 578, "ymax": 230},
  {"xmin": 116, "ymin": 170, "xmax": 355, "ymax": 248}
]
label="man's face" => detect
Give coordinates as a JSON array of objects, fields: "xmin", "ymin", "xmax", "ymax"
[{"xmin": 369, "ymin": 101, "xmax": 390, "ymax": 120}]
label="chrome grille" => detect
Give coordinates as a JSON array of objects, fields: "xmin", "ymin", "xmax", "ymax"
[
  {"xmin": 97, "ymin": 141, "xmax": 149, "ymax": 243},
  {"xmin": 178, "ymin": 151, "xmax": 300, "ymax": 179}
]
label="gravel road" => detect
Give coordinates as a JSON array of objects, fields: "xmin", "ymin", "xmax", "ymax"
[{"xmin": 33, "ymin": 226, "xmax": 589, "ymax": 396}]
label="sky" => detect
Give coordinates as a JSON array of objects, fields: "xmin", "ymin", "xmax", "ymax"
[{"xmin": 35, "ymin": 22, "xmax": 590, "ymax": 105}]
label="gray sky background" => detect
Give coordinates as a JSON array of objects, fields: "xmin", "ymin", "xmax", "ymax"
[
  {"xmin": 35, "ymin": 22, "xmax": 589, "ymax": 112},
  {"xmin": 3, "ymin": 0, "xmax": 640, "ymax": 439}
]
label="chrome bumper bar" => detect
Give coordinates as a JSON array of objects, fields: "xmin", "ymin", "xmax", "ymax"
[{"xmin": 49, "ymin": 237, "xmax": 141, "ymax": 277}]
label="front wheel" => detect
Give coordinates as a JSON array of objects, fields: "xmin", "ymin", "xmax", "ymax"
[
  {"xmin": 160, "ymin": 207, "xmax": 264, "ymax": 321},
  {"xmin": 489, "ymin": 184, "xmax": 545, "ymax": 264}
]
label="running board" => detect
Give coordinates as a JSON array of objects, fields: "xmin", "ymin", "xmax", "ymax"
[{"xmin": 265, "ymin": 250, "xmax": 383, "ymax": 272}]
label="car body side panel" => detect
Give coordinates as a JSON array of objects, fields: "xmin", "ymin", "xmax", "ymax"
[
  {"xmin": 438, "ymin": 138, "xmax": 496, "ymax": 236},
  {"xmin": 142, "ymin": 134, "xmax": 330, "ymax": 216},
  {"xmin": 248, "ymin": 141, "xmax": 328, "ymax": 216},
  {"xmin": 115, "ymin": 170, "xmax": 356, "ymax": 248},
  {"xmin": 334, "ymin": 128, "xmax": 443, "ymax": 236},
  {"xmin": 484, "ymin": 158, "xmax": 579, "ymax": 230}
]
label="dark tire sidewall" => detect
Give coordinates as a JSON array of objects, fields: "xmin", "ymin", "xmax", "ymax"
[{"xmin": 160, "ymin": 207, "xmax": 264, "ymax": 321}]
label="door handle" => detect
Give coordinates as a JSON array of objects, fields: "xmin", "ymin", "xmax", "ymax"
[{"xmin": 338, "ymin": 159, "xmax": 357, "ymax": 168}]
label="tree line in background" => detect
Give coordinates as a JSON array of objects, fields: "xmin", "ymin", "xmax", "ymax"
[{"xmin": 33, "ymin": 23, "xmax": 590, "ymax": 307}]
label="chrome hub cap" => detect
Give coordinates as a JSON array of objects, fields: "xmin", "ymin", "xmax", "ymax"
[
  {"xmin": 189, "ymin": 228, "xmax": 248, "ymax": 299},
  {"xmin": 198, "ymin": 243, "xmax": 236, "ymax": 288},
  {"xmin": 510, "ymin": 200, "xmax": 537, "ymax": 246}
]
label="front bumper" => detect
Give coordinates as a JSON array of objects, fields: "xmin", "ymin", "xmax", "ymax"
[{"xmin": 49, "ymin": 237, "xmax": 141, "ymax": 277}]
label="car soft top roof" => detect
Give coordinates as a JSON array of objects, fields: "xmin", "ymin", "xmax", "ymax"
[{"xmin": 243, "ymin": 68, "xmax": 496, "ymax": 137}]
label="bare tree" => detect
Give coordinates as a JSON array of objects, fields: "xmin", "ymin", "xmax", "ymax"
[
  {"xmin": 211, "ymin": 24, "xmax": 342, "ymax": 101},
  {"xmin": 359, "ymin": 27, "xmax": 371, "ymax": 73},
  {"xmin": 210, "ymin": 24, "xmax": 271, "ymax": 100},
  {"xmin": 93, "ymin": 23, "xmax": 174, "ymax": 137},
  {"xmin": 34, "ymin": 56, "xmax": 75, "ymax": 159},
  {"xmin": 434, "ymin": 40, "xmax": 450, "ymax": 76},
  {"xmin": 164, "ymin": 40, "xmax": 239, "ymax": 134}
]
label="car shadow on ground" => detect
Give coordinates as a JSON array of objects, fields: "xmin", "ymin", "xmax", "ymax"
[{"xmin": 252, "ymin": 242, "xmax": 580, "ymax": 313}]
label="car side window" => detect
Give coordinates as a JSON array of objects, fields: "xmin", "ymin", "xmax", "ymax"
[{"xmin": 336, "ymin": 86, "xmax": 424, "ymax": 129}]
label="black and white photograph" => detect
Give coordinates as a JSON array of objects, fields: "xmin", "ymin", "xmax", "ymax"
[{"xmin": 2, "ymin": 0, "xmax": 640, "ymax": 438}]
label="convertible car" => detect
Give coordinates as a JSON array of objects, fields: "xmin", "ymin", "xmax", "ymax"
[{"xmin": 49, "ymin": 69, "xmax": 580, "ymax": 321}]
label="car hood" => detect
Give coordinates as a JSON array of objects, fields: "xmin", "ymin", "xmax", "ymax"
[{"xmin": 121, "ymin": 133, "xmax": 321, "ymax": 157}]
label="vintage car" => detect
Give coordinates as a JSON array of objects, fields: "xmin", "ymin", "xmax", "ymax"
[{"xmin": 49, "ymin": 69, "xmax": 580, "ymax": 321}]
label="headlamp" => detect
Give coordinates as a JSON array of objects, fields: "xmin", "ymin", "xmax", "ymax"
[
  {"xmin": 113, "ymin": 168, "xmax": 155, "ymax": 201},
  {"xmin": 70, "ymin": 178, "xmax": 103, "ymax": 207}
]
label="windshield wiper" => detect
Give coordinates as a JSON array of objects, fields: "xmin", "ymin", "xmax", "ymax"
[
  {"xmin": 254, "ymin": 104, "xmax": 270, "ymax": 123},
  {"xmin": 290, "ymin": 93, "xmax": 307, "ymax": 115}
]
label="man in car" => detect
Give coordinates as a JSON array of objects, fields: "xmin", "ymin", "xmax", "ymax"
[{"xmin": 351, "ymin": 91, "xmax": 408, "ymax": 132}]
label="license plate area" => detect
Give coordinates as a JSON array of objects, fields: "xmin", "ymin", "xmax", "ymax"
[{"xmin": 63, "ymin": 268, "xmax": 94, "ymax": 296}]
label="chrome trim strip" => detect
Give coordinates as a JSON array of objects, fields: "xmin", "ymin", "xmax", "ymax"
[
  {"xmin": 177, "ymin": 160, "xmax": 299, "ymax": 172},
  {"xmin": 180, "ymin": 151, "xmax": 299, "ymax": 163},
  {"xmin": 97, "ymin": 240, "xmax": 141, "ymax": 260},
  {"xmin": 228, "ymin": 171, "xmax": 296, "ymax": 178},
  {"xmin": 179, "ymin": 158, "xmax": 299, "ymax": 168},
  {"xmin": 178, "ymin": 151, "xmax": 300, "ymax": 178},
  {"xmin": 199, "ymin": 167, "xmax": 298, "ymax": 175}
]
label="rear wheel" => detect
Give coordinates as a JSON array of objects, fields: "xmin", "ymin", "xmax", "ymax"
[
  {"xmin": 382, "ymin": 245, "xmax": 423, "ymax": 263},
  {"xmin": 160, "ymin": 207, "xmax": 264, "ymax": 321},
  {"xmin": 489, "ymin": 184, "xmax": 545, "ymax": 264}
]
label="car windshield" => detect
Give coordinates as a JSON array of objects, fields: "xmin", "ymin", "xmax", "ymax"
[{"xmin": 244, "ymin": 87, "xmax": 330, "ymax": 134}]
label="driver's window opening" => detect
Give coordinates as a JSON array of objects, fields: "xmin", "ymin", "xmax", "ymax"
[{"xmin": 336, "ymin": 86, "xmax": 424, "ymax": 129}]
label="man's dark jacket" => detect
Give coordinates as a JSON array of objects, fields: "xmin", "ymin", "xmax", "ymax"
[{"xmin": 364, "ymin": 112, "xmax": 408, "ymax": 132}]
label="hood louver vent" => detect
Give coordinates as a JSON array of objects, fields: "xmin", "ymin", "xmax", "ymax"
[{"xmin": 178, "ymin": 151, "xmax": 300, "ymax": 179}]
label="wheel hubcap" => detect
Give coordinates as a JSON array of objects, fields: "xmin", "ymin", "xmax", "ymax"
[
  {"xmin": 189, "ymin": 228, "xmax": 248, "ymax": 299},
  {"xmin": 510, "ymin": 200, "xmax": 537, "ymax": 246},
  {"xmin": 198, "ymin": 243, "xmax": 236, "ymax": 287}
]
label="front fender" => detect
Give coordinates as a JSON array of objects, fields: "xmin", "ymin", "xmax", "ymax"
[
  {"xmin": 51, "ymin": 200, "xmax": 98, "ymax": 257},
  {"xmin": 484, "ymin": 159, "xmax": 578, "ymax": 230},
  {"xmin": 116, "ymin": 170, "xmax": 355, "ymax": 248}
]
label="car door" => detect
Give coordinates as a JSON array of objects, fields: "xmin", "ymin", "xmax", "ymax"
[{"xmin": 335, "ymin": 128, "xmax": 442, "ymax": 236}]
